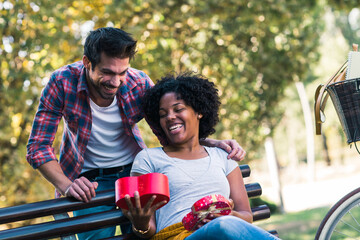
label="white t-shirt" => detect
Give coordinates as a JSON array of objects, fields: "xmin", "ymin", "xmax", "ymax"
[
  {"xmin": 82, "ymin": 96, "xmax": 140, "ymax": 172},
  {"xmin": 131, "ymin": 146, "xmax": 238, "ymax": 232}
]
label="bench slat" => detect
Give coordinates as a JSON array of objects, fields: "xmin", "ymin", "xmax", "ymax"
[
  {"xmin": 0, "ymin": 204, "xmax": 271, "ymax": 240},
  {"xmin": 0, "ymin": 164, "xmax": 276, "ymax": 239},
  {"xmin": 0, "ymin": 190, "xmax": 115, "ymax": 225},
  {"xmin": 252, "ymin": 204, "xmax": 271, "ymax": 221},
  {"xmin": 0, "ymin": 165, "xmax": 253, "ymax": 225},
  {"xmin": 245, "ymin": 182, "xmax": 262, "ymax": 198},
  {"xmin": 239, "ymin": 164, "xmax": 251, "ymax": 178},
  {"xmin": 0, "ymin": 209, "xmax": 125, "ymax": 240},
  {"xmin": 0, "ymin": 182, "xmax": 263, "ymax": 225}
]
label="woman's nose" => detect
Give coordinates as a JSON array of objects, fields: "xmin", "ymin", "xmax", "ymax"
[{"xmin": 166, "ymin": 111, "xmax": 176, "ymax": 120}]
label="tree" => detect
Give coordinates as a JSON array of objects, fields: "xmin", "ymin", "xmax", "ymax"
[{"xmin": 0, "ymin": 0, "xmax": 327, "ymax": 210}]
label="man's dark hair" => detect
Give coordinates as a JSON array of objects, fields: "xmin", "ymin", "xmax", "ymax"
[
  {"xmin": 142, "ymin": 72, "xmax": 221, "ymax": 145},
  {"xmin": 84, "ymin": 27, "xmax": 137, "ymax": 70}
]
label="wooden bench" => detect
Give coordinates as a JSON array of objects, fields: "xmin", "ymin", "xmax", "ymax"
[{"xmin": 0, "ymin": 164, "xmax": 278, "ymax": 239}]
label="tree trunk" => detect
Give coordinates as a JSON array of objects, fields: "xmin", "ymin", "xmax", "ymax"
[
  {"xmin": 295, "ymin": 81, "xmax": 315, "ymax": 182},
  {"xmin": 265, "ymin": 137, "xmax": 285, "ymax": 213},
  {"xmin": 322, "ymin": 133, "xmax": 332, "ymax": 166}
]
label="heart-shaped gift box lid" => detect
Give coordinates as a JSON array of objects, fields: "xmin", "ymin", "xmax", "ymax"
[{"xmin": 115, "ymin": 173, "xmax": 170, "ymax": 210}]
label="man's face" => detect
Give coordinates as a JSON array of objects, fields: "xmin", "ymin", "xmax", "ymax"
[{"xmin": 83, "ymin": 52, "xmax": 129, "ymax": 107}]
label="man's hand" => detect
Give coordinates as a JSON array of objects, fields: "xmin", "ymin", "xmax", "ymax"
[
  {"xmin": 201, "ymin": 139, "xmax": 246, "ymax": 161},
  {"xmin": 217, "ymin": 139, "xmax": 246, "ymax": 161},
  {"xmin": 38, "ymin": 160, "xmax": 98, "ymax": 202},
  {"xmin": 64, "ymin": 177, "xmax": 98, "ymax": 202}
]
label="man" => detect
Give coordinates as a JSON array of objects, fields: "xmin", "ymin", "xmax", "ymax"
[{"xmin": 26, "ymin": 27, "xmax": 246, "ymax": 240}]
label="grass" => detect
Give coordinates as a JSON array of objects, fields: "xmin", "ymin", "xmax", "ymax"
[{"xmin": 255, "ymin": 206, "xmax": 331, "ymax": 240}]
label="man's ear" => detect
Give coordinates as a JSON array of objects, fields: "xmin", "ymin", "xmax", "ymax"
[{"xmin": 82, "ymin": 55, "xmax": 91, "ymax": 70}]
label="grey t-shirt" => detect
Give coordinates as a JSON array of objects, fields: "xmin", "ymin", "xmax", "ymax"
[{"xmin": 131, "ymin": 146, "xmax": 238, "ymax": 232}]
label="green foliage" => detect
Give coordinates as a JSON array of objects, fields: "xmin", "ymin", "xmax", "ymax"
[
  {"xmin": 100, "ymin": 0, "xmax": 324, "ymax": 158},
  {"xmin": 256, "ymin": 207, "xmax": 330, "ymax": 240},
  {"xmin": 0, "ymin": 0, "xmax": 333, "ymax": 209}
]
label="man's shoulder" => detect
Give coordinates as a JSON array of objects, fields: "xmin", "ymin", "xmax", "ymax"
[
  {"xmin": 52, "ymin": 61, "xmax": 84, "ymax": 79},
  {"xmin": 120, "ymin": 68, "xmax": 153, "ymax": 97},
  {"xmin": 127, "ymin": 67, "xmax": 152, "ymax": 83}
]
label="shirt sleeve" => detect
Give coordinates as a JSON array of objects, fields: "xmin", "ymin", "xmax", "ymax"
[
  {"xmin": 226, "ymin": 158, "xmax": 239, "ymax": 176},
  {"xmin": 217, "ymin": 148, "xmax": 238, "ymax": 176},
  {"xmin": 26, "ymin": 73, "xmax": 64, "ymax": 169},
  {"xmin": 131, "ymin": 149, "xmax": 155, "ymax": 176}
]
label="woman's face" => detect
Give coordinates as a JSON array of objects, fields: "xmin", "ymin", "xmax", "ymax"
[{"xmin": 159, "ymin": 92, "xmax": 202, "ymax": 146}]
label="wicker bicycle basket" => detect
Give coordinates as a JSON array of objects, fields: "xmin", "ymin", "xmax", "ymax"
[{"xmin": 327, "ymin": 77, "xmax": 360, "ymax": 143}]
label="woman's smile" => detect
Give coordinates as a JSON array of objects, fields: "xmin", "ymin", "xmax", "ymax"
[
  {"xmin": 168, "ymin": 123, "xmax": 184, "ymax": 134},
  {"xmin": 159, "ymin": 92, "xmax": 200, "ymax": 146}
]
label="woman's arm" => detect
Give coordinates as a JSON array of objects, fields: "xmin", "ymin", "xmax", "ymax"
[{"xmin": 227, "ymin": 166, "xmax": 253, "ymax": 223}]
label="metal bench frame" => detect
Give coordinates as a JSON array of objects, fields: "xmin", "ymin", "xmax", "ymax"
[{"xmin": 0, "ymin": 164, "xmax": 277, "ymax": 240}]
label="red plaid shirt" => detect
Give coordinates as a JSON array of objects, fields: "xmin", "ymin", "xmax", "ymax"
[{"xmin": 26, "ymin": 61, "xmax": 154, "ymax": 185}]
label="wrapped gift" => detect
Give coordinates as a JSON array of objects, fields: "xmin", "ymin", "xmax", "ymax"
[
  {"xmin": 182, "ymin": 194, "xmax": 232, "ymax": 231},
  {"xmin": 115, "ymin": 173, "xmax": 170, "ymax": 210}
]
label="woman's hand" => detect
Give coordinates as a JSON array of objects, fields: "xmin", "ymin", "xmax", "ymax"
[
  {"xmin": 192, "ymin": 212, "xmax": 222, "ymax": 230},
  {"xmin": 121, "ymin": 191, "xmax": 167, "ymax": 231},
  {"xmin": 193, "ymin": 199, "xmax": 236, "ymax": 230}
]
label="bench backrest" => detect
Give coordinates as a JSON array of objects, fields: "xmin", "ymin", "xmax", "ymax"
[{"xmin": 0, "ymin": 164, "xmax": 275, "ymax": 240}]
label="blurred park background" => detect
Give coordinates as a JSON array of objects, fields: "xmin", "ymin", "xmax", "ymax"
[{"xmin": 1, "ymin": 0, "xmax": 360, "ymax": 239}]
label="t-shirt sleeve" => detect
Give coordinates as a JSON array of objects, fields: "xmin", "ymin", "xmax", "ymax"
[
  {"xmin": 226, "ymin": 158, "xmax": 239, "ymax": 176},
  {"xmin": 217, "ymin": 148, "xmax": 238, "ymax": 175},
  {"xmin": 130, "ymin": 149, "xmax": 154, "ymax": 176}
]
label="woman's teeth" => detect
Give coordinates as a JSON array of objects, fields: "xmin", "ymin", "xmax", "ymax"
[{"xmin": 169, "ymin": 124, "xmax": 183, "ymax": 131}]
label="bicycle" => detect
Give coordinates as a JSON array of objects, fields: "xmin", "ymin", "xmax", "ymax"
[
  {"xmin": 314, "ymin": 44, "xmax": 360, "ymax": 239},
  {"xmin": 315, "ymin": 186, "xmax": 360, "ymax": 239}
]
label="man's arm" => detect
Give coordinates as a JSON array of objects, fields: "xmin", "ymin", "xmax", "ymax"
[
  {"xmin": 38, "ymin": 160, "xmax": 98, "ymax": 202},
  {"xmin": 27, "ymin": 71, "xmax": 97, "ymax": 202},
  {"xmin": 200, "ymin": 138, "xmax": 246, "ymax": 161}
]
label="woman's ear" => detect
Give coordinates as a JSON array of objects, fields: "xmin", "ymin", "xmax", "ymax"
[{"xmin": 197, "ymin": 114, "xmax": 203, "ymax": 119}]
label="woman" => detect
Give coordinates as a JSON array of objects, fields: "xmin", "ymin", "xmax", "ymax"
[{"xmin": 121, "ymin": 72, "xmax": 279, "ymax": 240}]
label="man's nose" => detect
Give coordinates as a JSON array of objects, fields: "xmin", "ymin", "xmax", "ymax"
[{"xmin": 110, "ymin": 74, "xmax": 124, "ymax": 87}]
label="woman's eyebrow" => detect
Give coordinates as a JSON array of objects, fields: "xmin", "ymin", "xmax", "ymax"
[{"xmin": 159, "ymin": 103, "xmax": 182, "ymax": 110}]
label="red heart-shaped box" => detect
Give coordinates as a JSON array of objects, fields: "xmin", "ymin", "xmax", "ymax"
[{"xmin": 115, "ymin": 173, "xmax": 170, "ymax": 210}]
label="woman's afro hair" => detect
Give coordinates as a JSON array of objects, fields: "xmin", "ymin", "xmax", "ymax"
[{"xmin": 142, "ymin": 71, "xmax": 221, "ymax": 145}]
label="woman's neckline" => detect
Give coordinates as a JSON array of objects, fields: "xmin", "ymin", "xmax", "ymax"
[{"xmin": 161, "ymin": 145, "xmax": 209, "ymax": 160}]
